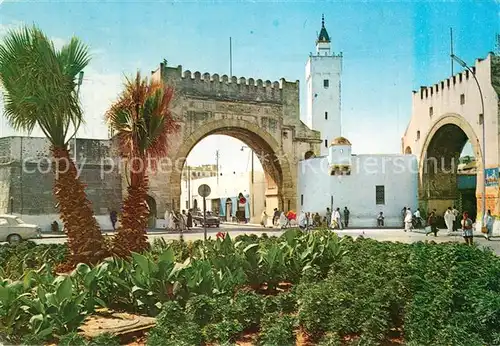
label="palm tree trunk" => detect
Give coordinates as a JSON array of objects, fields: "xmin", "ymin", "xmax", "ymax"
[
  {"xmin": 52, "ymin": 146, "xmax": 108, "ymax": 266},
  {"xmin": 113, "ymin": 171, "xmax": 150, "ymax": 256}
]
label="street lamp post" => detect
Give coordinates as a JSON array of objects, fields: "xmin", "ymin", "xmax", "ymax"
[
  {"xmin": 450, "ymin": 54, "xmax": 486, "ymax": 220},
  {"xmin": 241, "ymin": 146, "xmax": 254, "ymax": 219}
]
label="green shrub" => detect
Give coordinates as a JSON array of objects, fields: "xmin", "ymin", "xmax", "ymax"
[
  {"xmin": 156, "ymin": 301, "xmax": 186, "ymax": 330},
  {"xmin": 275, "ymin": 291, "xmax": 297, "ymax": 314},
  {"xmin": 232, "ymin": 290, "xmax": 262, "ymax": 329},
  {"xmin": 203, "ymin": 319, "xmax": 243, "ymax": 344},
  {"xmin": 317, "ymin": 333, "xmax": 342, "ymax": 346},
  {"xmin": 185, "ymin": 295, "xmax": 217, "ymax": 326},
  {"xmin": 58, "ymin": 332, "xmax": 88, "ymax": 346},
  {"xmin": 147, "ymin": 321, "xmax": 202, "ymax": 346},
  {"xmin": 259, "ymin": 312, "xmax": 296, "ymax": 346},
  {"xmin": 89, "ymin": 333, "xmax": 120, "ymax": 346}
]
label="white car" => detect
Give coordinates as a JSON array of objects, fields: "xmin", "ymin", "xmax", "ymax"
[{"xmin": 0, "ymin": 215, "xmax": 41, "ymax": 244}]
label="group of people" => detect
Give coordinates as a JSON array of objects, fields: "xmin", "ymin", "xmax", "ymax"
[
  {"xmin": 260, "ymin": 207, "xmax": 350, "ymax": 230},
  {"xmin": 164, "ymin": 209, "xmax": 193, "ymax": 231},
  {"xmin": 401, "ymin": 205, "xmax": 495, "ymax": 244}
]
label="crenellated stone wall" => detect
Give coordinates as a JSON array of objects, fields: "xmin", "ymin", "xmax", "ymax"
[
  {"xmin": 148, "ymin": 62, "xmax": 321, "ymax": 218},
  {"xmin": 0, "ymin": 136, "xmax": 122, "ymax": 230}
]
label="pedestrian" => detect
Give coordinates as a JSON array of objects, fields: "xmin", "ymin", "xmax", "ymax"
[
  {"xmin": 452, "ymin": 206, "xmax": 459, "ymax": 231},
  {"xmin": 186, "ymin": 210, "xmax": 193, "ymax": 231},
  {"xmin": 484, "ymin": 209, "xmax": 494, "ymax": 240},
  {"xmin": 109, "ymin": 209, "xmax": 118, "ymax": 231},
  {"xmin": 461, "ymin": 211, "xmax": 474, "ymax": 245},
  {"xmin": 404, "ymin": 207, "xmax": 412, "ymax": 232},
  {"xmin": 377, "ymin": 212, "xmax": 384, "ymax": 227},
  {"xmin": 401, "ymin": 207, "xmax": 407, "ymax": 228},
  {"xmin": 298, "ymin": 211, "xmax": 307, "ymax": 231},
  {"xmin": 444, "ymin": 207, "xmax": 455, "ymax": 234},
  {"xmin": 326, "ymin": 207, "xmax": 332, "ymax": 228},
  {"xmin": 272, "ymin": 208, "xmax": 280, "ymax": 226},
  {"xmin": 173, "ymin": 211, "xmax": 180, "ymax": 230},
  {"xmin": 261, "ymin": 210, "xmax": 268, "ymax": 227},
  {"xmin": 279, "ymin": 211, "xmax": 288, "ymax": 229},
  {"xmin": 413, "ymin": 208, "xmax": 422, "ymax": 228},
  {"xmin": 313, "ymin": 212, "xmax": 321, "ymax": 227},
  {"xmin": 334, "ymin": 208, "xmax": 342, "ymax": 230},
  {"xmin": 426, "ymin": 210, "xmax": 438, "ymax": 237},
  {"xmin": 343, "ymin": 207, "xmax": 350, "ymax": 228}
]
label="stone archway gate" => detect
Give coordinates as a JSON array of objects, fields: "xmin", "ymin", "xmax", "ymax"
[
  {"xmin": 401, "ymin": 54, "xmax": 500, "ymax": 218},
  {"xmin": 147, "ymin": 62, "xmax": 321, "ymax": 218}
]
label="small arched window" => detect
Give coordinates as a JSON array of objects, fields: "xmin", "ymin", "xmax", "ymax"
[
  {"xmin": 304, "ymin": 151, "xmax": 315, "ymax": 160},
  {"xmin": 416, "ymin": 131, "xmax": 421, "ymax": 140}
]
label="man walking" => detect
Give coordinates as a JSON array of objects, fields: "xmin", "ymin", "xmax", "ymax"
[
  {"xmin": 452, "ymin": 206, "xmax": 459, "ymax": 231},
  {"xmin": 343, "ymin": 207, "xmax": 350, "ymax": 228},
  {"xmin": 426, "ymin": 210, "xmax": 438, "ymax": 237},
  {"xmin": 272, "ymin": 208, "xmax": 280, "ymax": 226},
  {"xmin": 326, "ymin": 207, "xmax": 332, "ymax": 228},
  {"xmin": 110, "ymin": 209, "xmax": 118, "ymax": 231}
]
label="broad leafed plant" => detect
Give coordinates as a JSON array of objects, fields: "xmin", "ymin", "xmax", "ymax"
[
  {"xmin": 106, "ymin": 72, "xmax": 178, "ymax": 256},
  {"xmin": 0, "ymin": 26, "xmax": 107, "ymax": 266}
]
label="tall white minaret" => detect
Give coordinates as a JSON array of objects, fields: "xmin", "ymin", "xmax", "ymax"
[{"xmin": 305, "ymin": 14, "xmax": 343, "ymax": 156}]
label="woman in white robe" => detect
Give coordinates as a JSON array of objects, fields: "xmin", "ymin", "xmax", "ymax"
[
  {"xmin": 261, "ymin": 210, "xmax": 268, "ymax": 227},
  {"xmin": 444, "ymin": 207, "xmax": 455, "ymax": 234},
  {"xmin": 298, "ymin": 211, "xmax": 307, "ymax": 230},
  {"xmin": 404, "ymin": 208, "xmax": 412, "ymax": 232}
]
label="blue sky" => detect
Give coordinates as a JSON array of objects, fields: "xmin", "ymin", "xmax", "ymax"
[{"xmin": 0, "ymin": 0, "xmax": 497, "ymax": 173}]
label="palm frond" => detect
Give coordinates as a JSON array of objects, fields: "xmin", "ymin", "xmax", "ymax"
[
  {"xmin": 106, "ymin": 71, "xmax": 179, "ymax": 173},
  {"xmin": 0, "ymin": 25, "xmax": 90, "ymax": 147}
]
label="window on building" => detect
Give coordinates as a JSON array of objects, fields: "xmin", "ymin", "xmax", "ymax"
[
  {"xmin": 325, "ymin": 111, "xmax": 328, "ymax": 120},
  {"xmin": 323, "ymin": 79, "xmax": 329, "ymax": 88},
  {"xmin": 460, "ymin": 94, "xmax": 465, "ymax": 105},
  {"xmin": 301, "ymin": 194, "xmax": 304, "ymax": 206},
  {"xmin": 324, "ymin": 139, "xmax": 328, "ymax": 148},
  {"xmin": 429, "ymin": 107, "xmax": 433, "ymax": 117},
  {"xmin": 185, "ymin": 201, "xmax": 188, "ymax": 209},
  {"xmin": 375, "ymin": 185, "xmax": 385, "ymax": 205},
  {"xmin": 417, "ymin": 131, "xmax": 420, "ymax": 140}
]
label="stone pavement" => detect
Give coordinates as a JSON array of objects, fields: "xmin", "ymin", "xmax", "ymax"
[{"xmin": 32, "ymin": 227, "xmax": 500, "ymax": 255}]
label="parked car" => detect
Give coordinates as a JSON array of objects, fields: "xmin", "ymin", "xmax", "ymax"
[
  {"xmin": 0, "ymin": 215, "xmax": 41, "ymax": 244},
  {"xmin": 192, "ymin": 212, "xmax": 220, "ymax": 227}
]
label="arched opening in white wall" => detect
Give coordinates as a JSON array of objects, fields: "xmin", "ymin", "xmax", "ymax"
[
  {"xmin": 420, "ymin": 123, "xmax": 478, "ymax": 222},
  {"xmin": 179, "ymin": 133, "xmax": 284, "ymax": 225},
  {"xmin": 405, "ymin": 146, "xmax": 412, "ymax": 154}
]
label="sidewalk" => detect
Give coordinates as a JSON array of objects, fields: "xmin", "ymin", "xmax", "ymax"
[{"xmin": 41, "ymin": 228, "xmax": 174, "ymax": 239}]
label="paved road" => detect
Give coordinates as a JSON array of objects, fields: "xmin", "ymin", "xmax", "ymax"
[{"xmin": 32, "ymin": 225, "xmax": 500, "ymax": 255}]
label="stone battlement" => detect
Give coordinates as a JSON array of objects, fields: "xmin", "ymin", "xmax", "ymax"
[
  {"xmin": 154, "ymin": 62, "xmax": 299, "ymax": 103},
  {"xmin": 412, "ymin": 54, "xmax": 492, "ymax": 102}
]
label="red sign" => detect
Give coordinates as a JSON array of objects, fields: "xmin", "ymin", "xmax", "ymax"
[{"xmin": 239, "ymin": 197, "xmax": 246, "ymax": 204}]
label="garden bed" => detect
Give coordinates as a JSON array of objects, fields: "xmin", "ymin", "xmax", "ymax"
[{"xmin": 1, "ymin": 230, "xmax": 500, "ymax": 345}]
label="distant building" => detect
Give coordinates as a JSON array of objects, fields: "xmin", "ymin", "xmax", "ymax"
[
  {"xmin": 298, "ymin": 137, "xmax": 418, "ymax": 227},
  {"xmin": 182, "ymin": 164, "xmax": 218, "ymax": 180},
  {"xmin": 179, "ymin": 171, "xmax": 266, "ymax": 224}
]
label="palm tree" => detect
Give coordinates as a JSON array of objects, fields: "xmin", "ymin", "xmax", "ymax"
[
  {"xmin": 106, "ymin": 72, "xmax": 177, "ymax": 256},
  {"xmin": 0, "ymin": 26, "xmax": 108, "ymax": 265}
]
